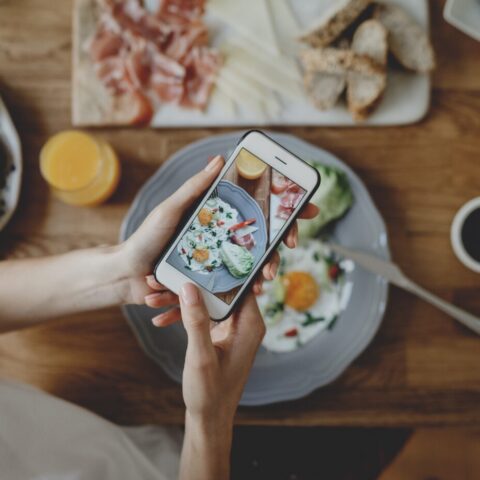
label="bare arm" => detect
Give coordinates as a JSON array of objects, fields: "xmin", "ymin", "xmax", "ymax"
[
  {"xmin": 173, "ymin": 285, "xmax": 266, "ymax": 480},
  {"xmin": 0, "ymin": 246, "xmax": 129, "ymax": 332}
]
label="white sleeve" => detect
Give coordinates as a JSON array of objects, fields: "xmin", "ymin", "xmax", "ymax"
[{"xmin": 0, "ymin": 381, "xmax": 182, "ymax": 480}]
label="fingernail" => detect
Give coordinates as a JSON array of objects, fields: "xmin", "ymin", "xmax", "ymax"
[
  {"xmin": 145, "ymin": 292, "xmax": 163, "ymax": 304},
  {"xmin": 270, "ymin": 263, "xmax": 278, "ymax": 278},
  {"xmin": 181, "ymin": 283, "xmax": 200, "ymax": 306},
  {"xmin": 205, "ymin": 155, "xmax": 222, "ymax": 172},
  {"xmin": 152, "ymin": 316, "xmax": 163, "ymax": 327}
]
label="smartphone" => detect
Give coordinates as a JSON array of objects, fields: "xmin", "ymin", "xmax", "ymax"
[{"xmin": 154, "ymin": 130, "xmax": 321, "ymax": 320}]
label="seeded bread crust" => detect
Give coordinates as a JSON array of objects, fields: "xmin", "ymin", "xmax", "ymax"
[
  {"xmin": 303, "ymin": 71, "xmax": 346, "ymax": 110},
  {"xmin": 300, "ymin": 48, "xmax": 384, "ymax": 77},
  {"xmin": 347, "ymin": 19, "xmax": 388, "ymax": 121},
  {"xmin": 299, "ymin": 0, "xmax": 373, "ymax": 48},
  {"xmin": 374, "ymin": 3, "xmax": 435, "ymax": 72}
]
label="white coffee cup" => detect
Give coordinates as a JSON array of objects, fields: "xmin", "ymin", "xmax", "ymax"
[{"xmin": 451, "ymin": 197, "xmax": 480, "ymax": 273}]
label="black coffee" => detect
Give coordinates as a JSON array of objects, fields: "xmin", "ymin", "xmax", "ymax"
[{"xmin": 461, "ymin": 207, "xmax": 480, "ymax": 262}]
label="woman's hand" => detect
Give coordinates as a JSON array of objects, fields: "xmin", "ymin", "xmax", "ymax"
[
  {"xmin": 178, "ymin": 283, "xmax": 265, "ymax": 480},
  {"xmin": 118, "ymin": 155, "xmax": 318, "ymax": 323}
]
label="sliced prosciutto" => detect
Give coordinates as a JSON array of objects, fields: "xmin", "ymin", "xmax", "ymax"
[
  {"xmin": 275, "ymin": 182, "xmax": 305, "ymax": 220},
  {"xmin": 88, "ymin": 0, "xmax": 221, "ymax": 125},
  {"xmin": 231, "ymin": 233, "xmax": 255, "ymax": 250}
]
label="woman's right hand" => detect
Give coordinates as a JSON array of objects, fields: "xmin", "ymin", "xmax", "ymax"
[{"xmin": 177, "ymin": 282, "xmax": 265, "ymax": 480}]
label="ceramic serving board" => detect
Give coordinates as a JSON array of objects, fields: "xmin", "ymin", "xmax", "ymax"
[{"xmin": 73, "ymin": 0, "xmax": 431, "ymax": 128}]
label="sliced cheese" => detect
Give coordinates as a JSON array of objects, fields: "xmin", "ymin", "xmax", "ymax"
[
  {"xmin": 208, "ymin": 87, "xmax": 236, "ymax": 117},
  {"xmin": 215, "ymin": 76, "xmax": 268, "ymax": 120},
  {"xmin": 208, "ymin": 0, "xmax": 281, "ymax": 57},
  {"xmin": 221, "ymin": 43, "xmax": 304, "ymax": 100},
  {"xmin": 216, "ymin": 73, "xmax": 281, "ymax": 120},
  {"xmin": 227, "ymin": 36, "xmax": 301, "ymax": 83},
  {"xmin": 266, "ymin": 0, "xmax": 301, "ymax": 58}
]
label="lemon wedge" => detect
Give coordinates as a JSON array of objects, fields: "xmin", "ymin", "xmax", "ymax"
[{"xmin": 235, "ymin": 149, "xmax": 267, "ymax": 180}]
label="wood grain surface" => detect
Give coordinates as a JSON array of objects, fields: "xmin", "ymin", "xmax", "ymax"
[
  {"xmin": 0, "ymin": 0, "xmax": 480, "ymax": 427},
  {"xmin": 219, "ymin": 159, "xmax": 271, "ymax": 303}
]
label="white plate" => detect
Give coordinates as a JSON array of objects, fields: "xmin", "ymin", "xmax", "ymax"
[
  {"xmin": 444, "ymin": 0, "xmax": 480, "ymax": 41},
  {"xmin": 0, "ymin": 96, "xmax": 22, "ymax": 232}
]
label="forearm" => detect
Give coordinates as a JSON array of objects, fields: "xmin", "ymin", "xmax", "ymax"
[
  {"xmin": 179, "ymin": 412, "xmax": 233, "ymax": 480},
  {"xmin": 0, "ymin": 245, "xmax": 129, "ymax": 332}
]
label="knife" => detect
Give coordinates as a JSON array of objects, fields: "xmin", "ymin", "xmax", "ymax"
[{"xmin": 328, "ymin": 242, "xmax": 480, "ymax": 335}]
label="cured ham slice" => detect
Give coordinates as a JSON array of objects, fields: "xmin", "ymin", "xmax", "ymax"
[
  {"xmin": 89, "ymin": 0, "xmax": 220, "ymax": 124},
  {"xmin": 231, "ymin": 233, "xmax": 255, "ymax": 250},
  {"xmin": 89, "ymin": 27, "xmax": 123, "ymax": 61},
  {"xmin": 274, "ymin": 180, "xmax": 305, "ymax": 220},
  {"xmin": 181, "ymin": 46, "xmax": 221, "ymax": 109}
]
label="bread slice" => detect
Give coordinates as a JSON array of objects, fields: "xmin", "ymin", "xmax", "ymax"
[
  {"xmin": 347, "ymin": 19, "xmax": 388, "ymax": 121},
  {"xmin": 304, "ymin": 71, "xmax": 346, "ymax": 110},
  {"xmin": 300, "ymin": 48, "xmax": 383, "ymax": 77},
  {"xmin": 299, "ymin": 0, "xmax": 373, "ymax": 48},
  {"xmin": 374, "ymin": 3, "xmax": 435, "ymax": 73}
]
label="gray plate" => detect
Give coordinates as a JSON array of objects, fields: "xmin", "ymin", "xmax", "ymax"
[
  {"xmin": 166, "ymin": 180, "xmax": 267, "ymax": 293},
  {"xmin": 120, "ymin": 131, "xmax": 390, "ymax": 406}
]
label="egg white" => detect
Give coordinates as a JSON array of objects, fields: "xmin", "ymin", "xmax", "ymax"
[
  {"xmin": 178, "ymin": 197, "xmax": 239, "ymax": 274},
  {"xmin": 257, "ymin": 240, "xmax": 352, "ymax": 353}
]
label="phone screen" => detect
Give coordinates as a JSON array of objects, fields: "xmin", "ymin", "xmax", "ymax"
[{"xmin": 166, "ymin": 148, "xmax": 306, "ymax": 304}]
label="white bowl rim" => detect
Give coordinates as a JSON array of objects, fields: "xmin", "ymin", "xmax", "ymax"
[{"xmin": 450, "ymin": 196, "xmax": 480, "ymax": 273}]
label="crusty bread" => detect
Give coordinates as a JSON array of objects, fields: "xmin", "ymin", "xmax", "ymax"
[
  {"xmin": 347, "ymin": 19, "xmax": 387, "ymax": 121},
  {"xmin": 300, "ymin": 48, "xmax": 383, "ymax": 77},
  {"xmin": 374, "ymin": 3, "xmax": 435, "ymax": 72},
  {"xmin": 304, "ymin": 71, "xmax": 346, "ymax": 110},
  {"xmin": 299, "ymin": 0, "xmax": 373, "ymax": 48}
]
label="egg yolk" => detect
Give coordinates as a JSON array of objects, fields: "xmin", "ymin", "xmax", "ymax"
[
  {"xmin": 283, "ymin": 271, "xmax": 319, "ymax": 311},
  {"xmin": 198, "ymin": 208, "xmax": 213, "ymax": 226}
]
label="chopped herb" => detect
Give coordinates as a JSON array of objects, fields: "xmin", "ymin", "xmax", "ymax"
[
  {"xmin": 226, "ymin": 212, "xmax": 233, "ymax": 219},
  {"xmin": 302, "ymin": 312, "xmax": 325, "ymax": 327},
  {"xmin": 186, "ymin": 254, "xmax": 193, "ymax": 265},
  {"xmin": 211, "ymin": 231, "xmax": 217, "ymax": 237},
  {"xmin": 219, "ymin": 206, "xmax": 224, "ymax": 213},
  {"xmin": 216, "ymin": 240, "xmax": 222, "ymax": 248},
  {"xmin": 327, "ymin": 315, "xmax": 339, "ymax": 331},
  {"xmin": 265, "ymin": 302, "xmax": 284, "ymax": 317},
  {"xmin": 184, "ymin": 266, "xmax": 191, "ymax": 271},
  {"xmin": 313, "ymin": 252, "xmax": 322, "ymax": 262}
]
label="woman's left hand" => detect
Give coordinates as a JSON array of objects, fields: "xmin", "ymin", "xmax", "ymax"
[{"xmin": 118, "ymin": 155, "xmax": 318, "ymax": 324}]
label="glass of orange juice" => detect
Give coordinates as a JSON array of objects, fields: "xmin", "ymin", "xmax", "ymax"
[{"xmin": 40, "ymin": 130, "xmax": 120, "ymax": 207}]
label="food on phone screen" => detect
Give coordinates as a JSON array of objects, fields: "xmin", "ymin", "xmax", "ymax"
[
  {"xmin": 166, "ymin": 146, "xmax": 307, "ymax": 304},
  {"xmin": 178, "ymin": 196, "xmax": 239, "ymax": 274},
  {"xmin": 235, "ymin": 149, "xmax": 268, "ymax": 180},
  {"xmin": 257, "ymin": 241, "xmax": 351, "ymax": 352},
  {"xmin": 220, "ymin": 242, "xmax": 254, "ymax": 279}
]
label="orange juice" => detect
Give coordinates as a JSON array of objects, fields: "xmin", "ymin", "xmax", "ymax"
[{"xmin": 40, "ymin": 131, "xmax": 120, "ymax": 206}]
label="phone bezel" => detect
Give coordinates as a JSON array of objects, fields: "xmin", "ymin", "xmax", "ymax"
[{"xmin": 154, "ymin": 130, "xmax": 321, "ymax": 321}]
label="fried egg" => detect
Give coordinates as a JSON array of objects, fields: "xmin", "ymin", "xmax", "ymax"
[
  {"xmin": 178, "ymin": 197, "xmax": 239, "ymax": 274},
  {"xmin": 257, "ymin": 240, "xmax": 353, "ymax": 352}
]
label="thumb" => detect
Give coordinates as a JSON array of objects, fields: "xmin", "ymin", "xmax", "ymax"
[
  {"xmin": 180, "ymin": 283, "xmax": 215, "ymax": 364},
  {"xmin": 162, "ymin": 155, "xmax": 224, "ymax": 219}
]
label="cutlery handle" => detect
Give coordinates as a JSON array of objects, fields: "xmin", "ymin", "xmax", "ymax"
[{"xmin": 405, "ymin": 281, "xmax": 480, "ymax": 335}]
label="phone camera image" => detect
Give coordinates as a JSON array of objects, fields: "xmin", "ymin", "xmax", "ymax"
[{"xmin": 166, "ymin": 148, "xmax": 306, "ymax": 304}]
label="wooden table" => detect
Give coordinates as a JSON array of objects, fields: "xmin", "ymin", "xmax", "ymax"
[{"xmin": 0, "ymin": 0, "xmax": 479, "ymax": 427}]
